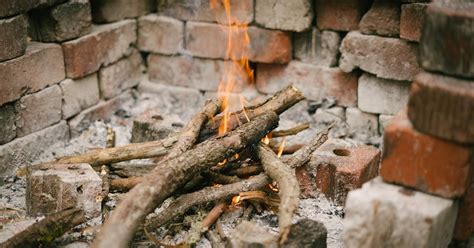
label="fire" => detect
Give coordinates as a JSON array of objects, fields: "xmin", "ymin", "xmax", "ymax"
[{"xmin": 277, "ymin": 138, "xmax": 286, "ymax": 158}]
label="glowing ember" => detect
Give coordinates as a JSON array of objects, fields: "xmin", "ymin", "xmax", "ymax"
[{"xmin": 231, "ymin": 195, "xmax": 241, "ymax": 205}]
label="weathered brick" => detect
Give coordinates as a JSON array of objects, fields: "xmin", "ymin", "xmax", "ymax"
[
  {"xmin": 358, "ymin": 73, "xmax": 411, "ymax": 115},
  {"xmin": 0, "ymin": 104, "xmax": 16, "ymax": 145},
  {"xmin": 378, "ymin": 114, "xmax": 393, "ymax": 135},
  {"xmin": 185, "ymin": 22, "xmax": 291, "ymax": 63},
  {"xmin": 381, "ymin": 111, "xmax": 473, "ymax": 198},
  {"xmin": 407, "ymin": 71, "xmax": 474, "ymax": 144},
  {"xmin": 255, "ymin": 0, "xmax": 313, "ymax": 32},
  {"xmin": 454, "ymin": 178, "xmax": 474, "ymax": 240},
  {"xmin": 0, "ymin": 121, "xmax": 69, "ymax": 178},
  {"xmin": 420, "ymin": 2, "xmax": 474, "ymax": 78},
  {"xmin": 60, "ymin": 74, "xmax": 100, "ymax": 119},
  {"xmin": 137, "ymin": 15, "xmax": 183, "ymax": 55},
  {"xmin": 400, "ymin": 3, "xmax": 427, "ymax": 42},
  {"xmin": 344, "ymin": 177, "xmax": 458, "ymax": 248},
  {"xmin": 99, "ymin": 50, "xmax": 142, "ymax": 100},
  {"xmin": 314, "ymin": 107, "xmax": 345, "ymax": 125},
  {"xmin": 359, "ymin": 0, "xmax": 400, "ymax": 37},
  {"xmin": 340, "ymin": 31, "xmax": 420, "ymax": 81},
  {"xmin": 228, "ymin": 221, "xmax": 278, "ymax": 247},
  {"xmin": 0, "ymin": 219, "xmax": 37, "ymax": 243},
  {"xmin": 0, "ymin": 0, "xmax": 67, "ymax": 18},
  {"xmin": 31, "ymin": 0, "xmax": 91, "ymax": 42},
  {"xmin": 315, "ymin": 0, "xmax": 371, "ymax": 31},
  {"xmin": 345, "ymin": 107, "xmax": 379, "ymax": 142},
  {"xmin": 0, "ymin": 42, "xmax": 65, "ymax": 106},
  {"xmin": 27, "ymin": 163, "xmax": 102, "ymax": 219},
  {"xmin": 293, "ymin": 28, "xmax": 341, "ymax": 67},
  {"xmin": 157, "ymin": 0, "xmax": 253, "ymax": 25},
  {"xmin": 256, "ymin": 61, "xmax": 358, "ymax": 106},
  {"xmin": 62, "ymin": 19, "xmax": 136, "ymax": 79},
  {"xmin": 131, "ymin": 109, "xmax": 184, "ymax": 143},
  {"xmin": 0, "ymin": 15, "xmax": 27, "ymax": 62},
  {"xmin": 91, "ymin": 0, "xmax": 155, "ymax": 23},
  {"xmin": 15, "ymin": 85, "xmax": 62, "ymax": 137}
]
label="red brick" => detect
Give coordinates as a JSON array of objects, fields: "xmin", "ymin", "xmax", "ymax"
[
  {"xmin": 62, "ymin": 19, "xmax": 136, "ymax": 79},
  {"xmin": 91, "ymin": 0, "xmax": 155, "ymax": 23},
  {"xmin": 315, "ymin": 0, "xmax": 371, "ymax": 31},
  {"xmin": 256, "ymin": 61, "xmax": 358, "ymax": 107},
  {"xmin": 408, "ymin": 71, "xmax": 474, "ymax": 144},
  {"xmin": 400, "ymin": 3, "xmax": 427, "ymax": 42},
  {"xmin": 255, "ymin": 0, "xmax": 313, "ymax": 32},
  {"xmin": 420, "ymin": 2, "xmax": 474, "ymax": 78},
  {"xmin": 380, "ymin": 110, "xmax": 473, "ymax": 198},
  {"xmin": 0, "ymin": 42, "xmax": 65, "ymax": 106},
  {"xmin": 138, "ymin": 15, "xmax": 183, "ymax": 55},
  {"xmin": 0, "ymin": 15, "xmax": 27, "ymax": 62},
  {"xmin": 185, "ymin": 22, "xmax": 291, "ymax": 63},
  {"xmin": 359, "ymin": 0, "xmax": 400, "ymax": 37},
  {"xmin": 454, "ymin": 177, "xmax": 474, "ymax": 240}
]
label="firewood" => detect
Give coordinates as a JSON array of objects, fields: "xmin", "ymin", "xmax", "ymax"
[
  {"xmin": 109, "ymin": 162, "xmax": 156, "ymax": 177},
  {"xmin": 1, "ymin": 208, "xmax": 85, "ymax": 248},
  {"xmin": 91, "ymin": 112, "xmax": 279, "ymax": 248},
  {"xmin": 225, "ymin": 165, "xmax": 263, "ymax": 177},
  {"xmin": 202, "ymin": 171, "xmax": 241, "ymax": 184},
  {"xmin": 202, "ymin": 200, "xmax": 228, "ymax": 231},
  {"xmin": 110, "ymin": 176, "xmax": 143, "ymax": 192},
  {"xmin": 271, "ymin": 143, "xmax": 304, "ymax": 155},
  {"xmin": 270, "ymin": 122, "xmax": 310, "ymax": 138}
]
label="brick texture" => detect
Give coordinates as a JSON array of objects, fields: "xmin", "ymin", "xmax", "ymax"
[
  {"xmin": 255, "ymin": 0, "xmax": 313, "ymax": 32},
  {"xmin": 60, "ymin": 74, "xmax": 100, "ymax": 119},
  {"xmin": 315, "ymin": 0, "xmax": 371, "ymax": 31},
  {"xmin": 0, "ymin": 15, "xmax": 27, "ymax": 62},
  {"xmin": 91, "ymin": 0, "xmax": 155, "ymax": 23},
  {"xmin": 62, "ymin": 19, "xmax": 136, "ymax": 79},
  {"xmin": 407, "ymin": 71, "xmax": 474, "ymax": 144},
  {"xmin": 400, "ymin": 3, "xmax": 427, "ymax": 42},
  {"xmin": 0, "ymin": 104, "xmax": 16, "ymax": 145},
  {"xmin": 137, "ymin": 15, "xmax": 184, "ymax": 55},
  {"xmin": 0, "ymin": 0, "xmax": 36, "ymax": 18},
  {"xmin": 359, "ymin": 0, "xmax": 401, "ymax": 37},
  {"xmin": 293, "ymin": 28, "xmax": 341, "ymax": 67},
  {"xmin": 454, "ymin": 178, "xmax": 474, "ymax": 240}
]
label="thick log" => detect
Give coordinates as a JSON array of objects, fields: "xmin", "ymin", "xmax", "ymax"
[{"xmin": 91, "ymin": 112, "xmax": 279, "ymax": 248}]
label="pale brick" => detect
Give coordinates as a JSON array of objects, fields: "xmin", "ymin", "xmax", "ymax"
[
  {"xmin": 157, "ymin": 0, "xmax": 253, "ymax": 25},
  {"xmin": 131, "ymin": 109, "xmax": 184, "ymax": 143},
  {"xmin": 0, "ymin": 42, "xmax": 65, "ymax": 106},
  {"xmin": 62, "ymin": 19, "xmax": 136, "ymax": 79},
  {"xmin": 0, "ymin": 15, "xmax": 27, "ymax": 61},
  {"xmin": 31, "ymin": 0, "xmax": 91, "ymax": 42},
  {"xmin": 420, "ymin": 2, "xmax": 474, "ymax": 78},
  {"xmin": 293, "ymin": 28, "xmax": 341, "ymax": 67},
  {"xmin": 345, "ymin": 107, "xmax": 379, "ymax": 142},
  {"xmin": 314, "ymin": 107, "xmax": 345, "ymax": 125},
  {"xmin": 0, "ymin": 219, "xmax": 37, "ymax": 243},
  {"xmin": 0, "ymin": 121, "xmax": 69, "ymax": 178},
  {"xmin": 256, "ymin": 61, "xmax": 358, "ymax": 107},
  {"xmin": 91, "ymin": 0, "xmax": 155, "ymax": 23},
  {"xmin": 340, "ymin": 31, "xmax": 420, "ymax": 81},
  {"xmin": 27, "ymin": 163, "xmax": 102, "ymax": 219},
  {"xmin": 378, "ymin": 114, "xmax": 393, "ymax": 135},
  {"xmin": 344, "ymin": 177, "xmax": 458, "ymax": 248},
  {"xmin": 15, "ymin": 85, "xmax": 62, "ymax": 137},
  {"xmin": 400, "ymin": 3, "xmax": 427, "ymax": 42},
  {"xmin": 255, "ymin": 0, "xmax": 313, "ymax": 32},
  {"xmin": 60, "ymin": 74, "xmax": 100, "ymax": 119},
  {"xmin": 359, "ymin": 0, "xmax": 401, "ymax": 37},
  {"xmin": 315, "ymin": 0, "xmax": 371, "ymax": 31},
  {"xmin": 137, "ymin": 15, "xmax": 183, "ymax": 55},
  {"xmin": 0, "ymin": 104, "xmax": 16, "ymax": 145},
  {"xmin": 358, "ymin": 73, "xmax": 410, "ymax": 115}
]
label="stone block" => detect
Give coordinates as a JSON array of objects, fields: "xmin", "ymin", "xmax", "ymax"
[
  {"xmin": 346, "ymin": 107, "xmax": 379, "ymax": 143},
  {"xmin": 0, "ymin": 121, "xmax": 69, "ymax": 178},
  {"xmin": 420, "ymin": 2, "xmax": 474, "ymax": 78},
  {"xmin": 131, "ymin": 109, "xmax": 184, "ymax": 143},
  {"xmin": 256, "ymin": 61, "xmax": 358, "ymax": 107},
  {"xmin": 137, "ymin": 15, "xmax": 184, "ymax": 55},
  {"xmin": 99, "ymin": 50, "xmax": 143, "ymax": 99},
  {"xmin": 0, "ymin": 15, "xmax": 27, "ymax": 61},
  {"xmin": 26, "ymin": 163, "xmax": 102, "ymax": 219},
  {"xmin": 283, "ymin": 219, "xmax": 327, "ymax": 248},
  {"xmin": 60, "ymin": 74, "xmax": 100, "ymax": 119},
  {"xmin": 407, "ymin": 71, "xmax": 474, "ymax": 144},
  {"xmin": 0, "ymin": 104, "xmax": 16, "ymax": 145},
  {"xmin": 315, "ymin": 0, "xmax": 371, "ymax": 31},
  {"xmin": 293, "ymin": 28, "xmax": 341, "ymax": 67},
  {"xmin": 0, "ymin": 0, "xmax": 36, "ymax": 18},
  {"xmin": 340, "ymin": 31, "xmax": 420, "ymax": 81},
  {"xmin": 359, "ymin": 0, "xmax": 401, "ymax": 37},
  {"xmin": 0, "ymin": 42, "xmax": 65, "ymax": 106},
  {"xmin": 62, "ymin": 19, "xmax": 136, "ymax": 79},
  {"xmin": 400, "ymin": 3, "xmax": 427, "ymax": 42},
  {"xmin": 255, "ymin": 0, "xmax": 313, "ymax": 32},
  {"xmin": 227, "ymin": 221, "xmax": 278, "ymax": 248},
  {"xmin": 91, "ymin": 0, "xmax": 155, "ymax": 23},
  {"xmin": 15, "ymin": 85, "xmax": 62, "ymax": 137},
  {"xmin": 358, "ymin": 73, "xmax": 411, "ymax": 115},
  {"xmin": 344, "ymin": 177, "xmax": 459, "ymax": 248}
]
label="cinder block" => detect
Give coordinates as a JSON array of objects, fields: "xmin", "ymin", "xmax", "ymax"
[
  {"xmin": 293, "ymin": 28, "xmax": 341, "ymax": 67},
  {"xmin": 255, "ymin": 0, "xmax": 313, "ymax": 32},
  {"xmin": 137, "ymin": 15, "xmax": 184, "ymax": 55},
  {"xmin": 0, "ymin": 15, "xmax": 27, "ymax": 61},
  {"xmin": 400, "ymin": 3, "xmax": 427, "ymax": 42},
  {"xmin": 60, "ymin": 73, "xmax": 100, "ymax": 119},
  {"xmin": 344, "ymin": 177, "xmax": 459, "ymax": 248},
  {"xmin": 256, "ymin": 61, "xmax": 358, "ymax": 107},
  {"xmin": 345, "ymin": 107, "xmax": 379, "ymax": 142},
  {"xmin": 0, "ymin": 42, "xmax": 65, "ymax": 106},
  {"xmin": 315, "ymin": 0, "xmax": 371, "ymax": 31},
  {"xmin": 91, "ymin": 0, "xmax": 155, "ymax": 23},
  {"xmin": 340, "ymin": 31, "xmax": 420, "ymax": 81},
  {"xmin": 0, "ymin": 104, "xmax": 16, "ymax": 145},
  {"xmin": 27, "ymin": 163, "xmax": 102, "ymax": 219},
  {"xmin": 359, "ymin": 0, "xmax": 400, "ymax": 37},
  {"xmin": 131, "ymin": 109, "xmax": 184, "ymax": 143}
]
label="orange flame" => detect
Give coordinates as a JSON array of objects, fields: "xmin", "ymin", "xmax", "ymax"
[{"xmin": 277, "ymin": 138, "xmax": 286, "ymax": 158}]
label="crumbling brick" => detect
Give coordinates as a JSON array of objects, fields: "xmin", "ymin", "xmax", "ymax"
[
  {"xmin": 359, "ymin": 0, "xmax": 401, "ymax": 37},
  {"xmin": 0, "ymin": 15, "xmax": 27, "ymax": 62},
  {"xmin": 255, "ymin": 0, "xmax": 313, "ymax": 32},
  {"xmin": 381, "ymin": 111, "xmax": 473, "ymax": 198},
  {"xmin": 91, "ymin": 0, "xmax": 155, "ymax": 23},
  {"xmin": 400, "ymin": 3, "xmax": 427, "ymax": 42},
  {"xmin": 60, "ymin": 74, "xmax": 100, "ymax": 119},
  {"xmin": 0, "ymin": 42, "xmax": 65, "ymax": 106},
  {"xmin": 293, "ymin": 28, "xmax": 341, "ymax": 67},
  {"xmin": 344, "ymin": 177, "xmax": 458, "ymax": 248},
  {"xmin": 137, "ymin": 15, "xmax": 184, "ymax": 55},
  {"xmin": 27, "ymin": 163, "xmax": 102, "ymax": 219},
  {"xmin": 131, "ymin": 109, "xmax": 184, "ymax": 143},
  {"xmin": 315, "ymin": 0, "xmax": 371, "ymax": 31},
  {"xmin": 0, "ymin": 104, "xmax": 16, "ymax": 145}
]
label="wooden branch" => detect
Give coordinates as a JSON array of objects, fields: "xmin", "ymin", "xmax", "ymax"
[
  {"xmin": 2, "ymin": 208, "xmax": 85, "ymax": 247},
  {"xmin": 226, "ymin": 165, "xmax": 263, "ymax": 177},
  {"xmin": 202, "ymin": 200, "xmax": 228, "ymax": 230},
  {"xmin": 256, "ymin": 144, "xmax": 300, "ymax": 244},
  {"xmin": 271, "ymin": 143, "xmax": 304, "ymax": 155},
  {"xmin": 202, "ymin": 171, "xmax": 241, "ymax": 184},
  {"xmin": 109, "ymin": 162, "xmax": 156, "ymax": 178},
  {"xmin": 110, "ymin": 177, "xmax": 143, "ymax": 192},
  {"xmin": 91, "ymin": 112, "xmax": 279, "ymax": 248},
  {"xmin": 270, "ymin": 122, "xmax": 310, "ymax": 138}
]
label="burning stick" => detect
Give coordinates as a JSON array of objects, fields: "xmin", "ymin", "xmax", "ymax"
[
  {"xmin": 270, "ymin": 122, "xmax": 310, "ymax": 138},
  {"xmin": 202, "ymin": 200, "xmax": 228, "ymax": 231},
  {"xmin": 92, "ymin": 112, "xmax": 278, "ymax": 248}
]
